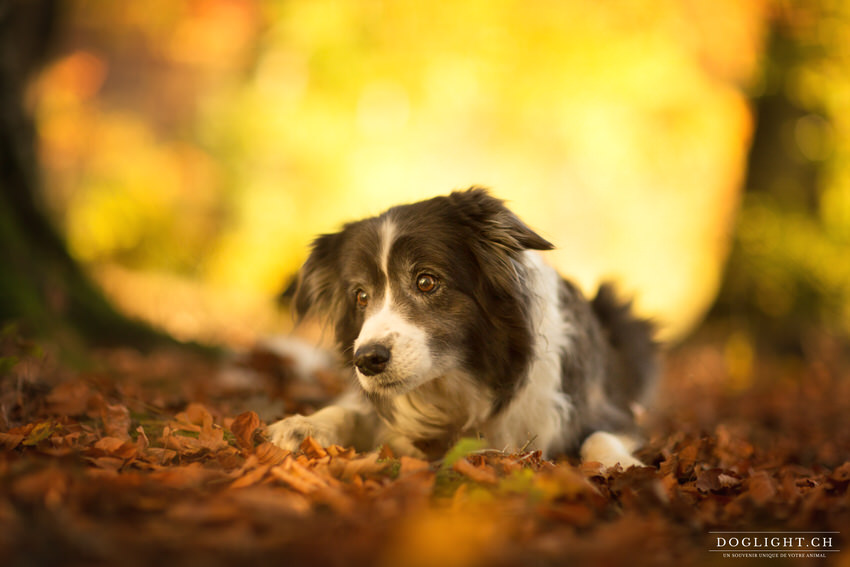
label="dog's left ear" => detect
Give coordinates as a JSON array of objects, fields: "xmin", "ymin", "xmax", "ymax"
[
  {"xmin": 292, "ymin": 231, "xmax": 344, "ymax": 321},
  {"xmin": 448, "ymin": 187, "xmax": 554, "ymax": 252}
]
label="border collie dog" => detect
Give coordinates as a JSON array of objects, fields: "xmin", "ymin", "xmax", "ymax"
[{"xmin": 267, "ymin": 188, "xmax": 658, "ymax": 466}]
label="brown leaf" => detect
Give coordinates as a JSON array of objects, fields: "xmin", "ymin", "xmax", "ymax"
[
  {"xmin": 226, "ymin": 485, "xmax": 312, "ymax": 517},
  {"xmin": 327, "ymin": 444, "xmax": 356, "ymax": 459},
  {"xmin": 0, "ymin": 432, "xmax": 24, "ymax": 450},
  {"xmin": 580, "ymin": 460, "xmax": 608, "ymax": 479},
  {"xmin": 171, "ymin": 403, "xmax": 214, "ymax": 434},
  {"xmin": 101, "ymin": 403, "xmax": 131, "ymax": 441},
  {"xmin": 400, "ymin": 456, "xmax": 431, "ymax": 476},
  {"xmin": 87, "ymin": 456, "xmax": 125, "ymax": 471},
  {"xmin": 829, "ymin": 461, "xmax": 850, "ymax": 483},
  {"xmin": 198, "ymin": 421, "xmax": 228, "ymax": 452},
  {"xmin": 541, "ymin": 465, "xmax": 598, "ymax": 500},
  {"xmin": 271, "ymin": 460, "xmax": 330, "ymax": 494},
  {"xmin": 300, "ymin": 436, "xmax": 327, "ymax": 459},
  {"xmin": 230, "ymin": 411, "xmax": 260, "ymax": 451},
  {"xmin": 675, "ymin": 440, "xmax": 699, "ymax": 479},
  {"xmin": 142, "ymin": 447, "xmax": 178, "ymax": 466},
  {"xmin": 453, "ymin": 457, "xmax": 499, "ymax": 485},
  {"xmin": 338, "ymin": 453, "xmax": 389, "ymax": 481},
  {"xmin": 695, "ymin": 468, "xmax": 740, "ymax": 493},
  {"xmin": 45, "ymin": 381, "xmax": 94, "ymax": 416},
  {"xmin": 718, "ymin": 473, "xmax": 741, "ymax": 489},
  {"xmin": 230, "ymin": 463, "xmax": 271, "ymax": 489},
  {"xmin": 542, "ymin": 501, "xmax": 597, "ymax": 527},
  {"xmin": 135, "ymin": 426, "xmax": 150, "ymax": 451},
  {"xmin": 747, "ymin": 470, "xmax": 777, "ymax": 505},
  {"xmin": 254, "ymin": 442, "xmax": 291, "ymax": 465},
  {"xmin": 183, "ymin": 403, "xmax": 214, "ymax": 427},
  {"xmin": 93, "ymin": 436, "xmax": 138, "ymax": 459},
  {"xmin": 151, "ymin": 463, "xmax": 227, "ymax": 488},
  {"xmin": 161, "ymin": 426, "xmax": 220, "ymax": 456},
  {"xmin": 12, "ymin": 466, "xmax": 68, "ymax": 506}
]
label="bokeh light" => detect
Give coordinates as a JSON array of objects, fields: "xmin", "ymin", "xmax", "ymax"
[{"xmin": 29, "ymin": 1, "xmax": 782, "ymax": 344}]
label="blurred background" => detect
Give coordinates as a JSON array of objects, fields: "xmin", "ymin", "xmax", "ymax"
[{"xmin": 4, "ymin": 0, "xmax": 850, "ymax": 357}]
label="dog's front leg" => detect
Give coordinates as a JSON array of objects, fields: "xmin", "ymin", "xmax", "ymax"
[{"xmin": 265, "ymin": 390, "xmax": 379, "ymax": 452}]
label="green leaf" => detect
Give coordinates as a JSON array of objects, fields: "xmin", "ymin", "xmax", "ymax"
[
  {"xmin": 440, "ymin": 437, "xmax": 487, "ymax": 471},
  {"xmin": 23, "ymin": 422, "xmax": 56, "ymax": 446}
]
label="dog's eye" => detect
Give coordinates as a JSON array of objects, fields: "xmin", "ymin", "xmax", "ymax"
[
  {"xmin": 416, "ymin": 274, "xmax": 439, "ymax": 294},
  {"xmin": 354, "ymin": 289, "xmax": 369, "ymax": 308}
]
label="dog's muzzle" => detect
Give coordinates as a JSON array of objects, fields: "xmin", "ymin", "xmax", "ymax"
[{"xmin": 354, "ymin": 343, "xmax": 391, "ymax": 376}]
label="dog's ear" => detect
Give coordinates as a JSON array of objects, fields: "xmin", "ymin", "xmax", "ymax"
[
  {"xmin": 448, "ymin": 187, "xmax": 554, "ymax": 298},
  {"xmin": 293, "ymin": 231, "xmax": 343, "ymax": 321},
  {"xmin": 448, "ymin": 187, "xmax": 554, "ymax": 252}
]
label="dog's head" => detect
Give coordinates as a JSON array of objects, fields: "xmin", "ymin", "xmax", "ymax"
[{"xmin": 293, "ymin": 188, "xmax": 553, "ymax": 405}]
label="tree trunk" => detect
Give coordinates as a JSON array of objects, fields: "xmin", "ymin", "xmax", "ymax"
[{"xmin": 0, "ymin": 0, "xmax": 169, "ymax": 349}]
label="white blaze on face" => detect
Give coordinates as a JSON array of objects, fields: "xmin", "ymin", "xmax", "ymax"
[
  {"xmin": 378, "ymin": 217, "xmax": 395, "ymax": 277},
  {"xmin": 353, "ymin": 219, "xmax": 434, "ymax": 393}
]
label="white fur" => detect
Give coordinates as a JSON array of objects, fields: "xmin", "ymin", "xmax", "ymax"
[
  {"xmin": 482, "ymin": 251, "xmax": 574, "ymax": 454},
  {"xmin": 388, "ymin": 370, "xmax": 492, "ymax": 440},
  {"xmin": 580, "ymin": 431, "xmax": 643, "ymax": 468},
  {"xmin": 353, "ymin": 294, "xmax": 436, "ymax": 394},
  {"xmin": 378, "ymin": 218, "xmax": 395, "ymax": 276}
]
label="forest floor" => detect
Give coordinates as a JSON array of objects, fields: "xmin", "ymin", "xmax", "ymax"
[{"xmin": 1, "ymin": 325, "xmax": 849, "ymax": 567}]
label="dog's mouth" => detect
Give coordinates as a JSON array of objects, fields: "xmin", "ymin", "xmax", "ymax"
[{"xmin": 355, "ymin": 369, "xmax": 406, "ymax": 394}]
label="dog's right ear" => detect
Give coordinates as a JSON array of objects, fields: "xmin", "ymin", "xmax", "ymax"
[{"xmin": 292, "ymin": 231, "xmax": 343, "ymax": 321}]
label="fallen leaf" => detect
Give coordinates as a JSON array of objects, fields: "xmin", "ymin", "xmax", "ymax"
[
  {"xmin": 695, "ymin": 468, "xmax": 740, "ymax": 493},
  {"xmin": 829, "ymin": 461, "xmax": 850, "ymax": 483},
  {"xmin": 230, "ymin": 463, "xmax": 271, "ymax": 489},
  {"xmin": 45, "ymin": 381, "xmax": 93, "ymax": 416},
  {"xmin": 11, "ymin": 466, "xmax": 68, "ymax": 507},
  {"xmin": 93, "ymin": 436, "xmax": 137, "ymax": 459},
  {"xmin": 453, "ymin": 458, "xmax": 498, "ymax": 485},
  {"xmin": 101, "ymin": 403, "xmax": 131, "ymax": 441},
  {"xmin": 142, "ymin": 447, "xmax": 178, "ymax": 466},
  {"xmin": 337, "ymin": 452, "xmax": 389, "ymax": 481},
  {"xmin": 230, "ymin": 411, "xmax": 260, "ymax": 451},
  {"xmin": 183, "ymin": 403, "xmax": 214, "ymax": 427},
  {"xmin": 271, "ymin": 460, "xmax": 330, "ymax": 494},
  {"xmin": 542, "ymin": 501, "xmax": 597, "ymax": 527},
  {"xmin": 198, "ymin": 421, "xmax": 228, "ymax": 452},
  {"xmin": 327, "ymin": 444, "xmax": 356, "ymax": 459},
  {"xmin": 400, "ymin": 456, "xmax": 431, "ymax": 476},
  {"xmin": 151, "ymin": 463, "xmax": 227, "ymax": 488},
  {"xmin": 0, "ymin": 432, "xmax": 24, "ymax": 450},
  {"xmin": 747, "ymin": 470, "xmax": 777, "ymax": 506},
  {"xmin": 254, "ymin": 442, "xmax": 291, "ymax": 466},
  {"xmin": 87, "ymin": 456, "xmax": 125, "ymax": 471},
  {"xmin": 300, "ymin": 436, "xmax": 327, "ymax": 459},
  {"xmin": 135, "ymin": 425, "xmax": 150, "ymax": 451},
  {"xmin": 675, "ymin": 440, "xmax": 699, "ymax": 479},
  {"xmin": 23, "ymin": 422, "xmax": 56, "ymax": 446}
]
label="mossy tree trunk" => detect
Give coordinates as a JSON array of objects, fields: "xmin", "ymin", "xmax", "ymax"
[{"xmin": 0, "ymin": 0, "xmax": 168, "ymax": 349}]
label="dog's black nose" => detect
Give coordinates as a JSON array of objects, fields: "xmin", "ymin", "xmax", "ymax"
[{"xmin": 354, "ymin": 344, "xmax": 391, "ymax": 376}]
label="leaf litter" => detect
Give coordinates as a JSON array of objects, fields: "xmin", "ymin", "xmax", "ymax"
[{"xmin": 1, "ymin": 330, "xmax": 849, "ymax": 567}]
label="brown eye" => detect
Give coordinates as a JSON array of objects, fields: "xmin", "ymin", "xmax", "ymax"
[
  {"xmin": 355, "ymin": 289, "xmax": 369, "ymax": 308},
  {"xmin": 416, "ymin": 274, "xmax": 439, "ymax": 294}
]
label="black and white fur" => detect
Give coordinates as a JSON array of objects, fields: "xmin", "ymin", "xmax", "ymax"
[{"xmin": 267, "ymin": 188, "xmax": 658, "ymax": 466}]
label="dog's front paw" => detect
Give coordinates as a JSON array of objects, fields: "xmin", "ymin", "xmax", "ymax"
[{"xmin": 265, "ymin": 415, "xmax": 338, "ymax": 452}]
